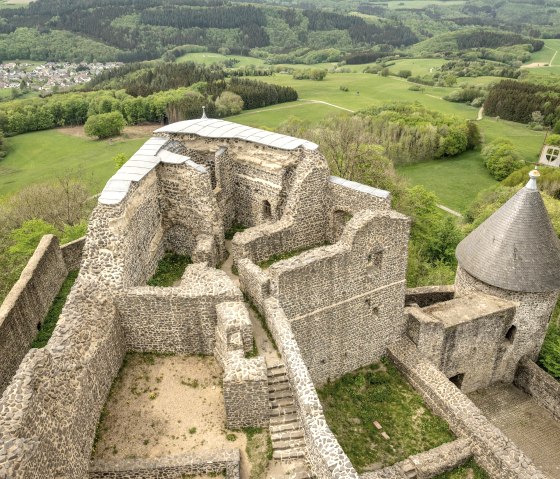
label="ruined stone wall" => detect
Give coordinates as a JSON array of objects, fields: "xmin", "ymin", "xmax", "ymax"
[
  {"xmin": 515, "ymin": 356, "xmax": 560, "ymax": 422},
  {"xmin": 0, "ymin": 235, "xmax": 68, "ymax": 395},
  {"xmin": 116, "ymin": 265, "xmax": 242, "ymax": 354},
  {"xmin": 158, "ymin": 160, "xmax": 225, "ymax": 264},
  {"xmin": 60, "ymin": 236, "xmax": 86, "ymax": 270},
  {"xmin": 407, "ymin": 294, "xmax": 517, "ymax": 393},
  {"xmin": 388, "ymin": 338, "xmax": 547, "ymax": 479},
  {"xmin": 88, "ymin": 450, "xmax": 240, "ymax": 479},
  {"xmin": 267, "ymin": 209, "xmax": 410, "ymax": 384},
  {"xmin": 455, "ymin": 266, "xmax": 559, "ymax": 384},
  {"xmin": 263, "ymin": 298, "xmax": 359, "ymax": 479},
  {"xmin": 231, "ymin": 150, "xmax": 330, "ymax": 265},
  {"xmin": 405, "ymin": 286, "xmax": 455, "ymax": 308},
  {"xmin": 361, "ymin": 439, "xmax": 472, "ymax": 479},
  {"xmin": 215, "ymin": 302, "xmax": 269, "ymax": 429}
]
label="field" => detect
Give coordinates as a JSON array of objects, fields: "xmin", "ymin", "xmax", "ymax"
[
  {"xmin": 0, "ymin": 129, "xmax": 147, "ymax": 198},
  {"xmin": 0, "ymin": 61, "xmax": 549, "ymax": 212},
  {"xmin": 386, "ymin": 0, "xmax": 465, "ymax": 9},
  {"xmin": 177, "ymin": 52, "xmax": 266, "ymax": 67},
  {"xmin": 525, "ymin": 39, "xmax": 560, "ymax": 66},
  {"xmin": 230, "ymin": 72, "xmax": 545, "ymax": 210}
]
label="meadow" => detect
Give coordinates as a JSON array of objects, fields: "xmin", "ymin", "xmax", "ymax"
[
  {"xmin": 0, "ymin": 130, "xmax": 146, "ymax": 197},
  {"xmin": 0, "ymin": 58, "xmax": 549, "ymax": 213}
]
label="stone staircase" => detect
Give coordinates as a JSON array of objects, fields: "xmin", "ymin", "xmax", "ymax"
[{"xmin": 267, "ymin": 362, "xmax": 313, "ymax": 479}]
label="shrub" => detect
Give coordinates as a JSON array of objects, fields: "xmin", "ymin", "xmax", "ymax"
[
  {"xmin": 84, "ymin": 111, "xmax": 125, "ymax": 139},
  {"xmin": 215, "ymin": 91, "xmax": 244, "ymax": 117},
  {"xmin": 548, "ymin": 134, "xmax": 560, "ymax": 146},
  {"xmin": 398, "ymin": 69, "xmax": 412, "ymax": 78},
  {"xmin": 481, "ymin": 138, "xmax": 525, "ymax": 181}
]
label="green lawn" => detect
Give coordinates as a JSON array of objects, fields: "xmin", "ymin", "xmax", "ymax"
[
  {"xmin": 397, "ymin": 151, "xmax": 497, "ymax": 212},
  {"xmin": 386, "ymin": 0, "xmax": 465, "ymax": 9},
  {"xmin": 0, "ymin": 130, "xmax": 147, "ymax": 198},
  {"xmin": 525, "ymin": 39, "xmax": 560, "ymax": 65},
  {"xmin": 318, "ymin": 360, "xmax": 455, "ymax": 472}
]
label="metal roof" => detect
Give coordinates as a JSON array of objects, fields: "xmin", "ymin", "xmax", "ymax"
[
  {"xmin": 456, "ymin": 177, "xmax": 560, "ymax": 293},
  {"xmin": 155, "ymin": 118, "xmax": 318, "ymax": 151}
]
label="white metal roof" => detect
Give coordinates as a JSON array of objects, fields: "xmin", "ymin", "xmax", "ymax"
[{"xmin": 155, "ymin": 118, "xmax": 318, "ymax": 151}]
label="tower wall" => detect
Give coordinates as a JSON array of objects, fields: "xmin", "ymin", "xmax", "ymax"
[{"xmin": 454, "ymin": 266, "xmax": 558, "ymax": 383}]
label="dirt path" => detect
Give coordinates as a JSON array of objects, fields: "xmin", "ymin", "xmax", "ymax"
[
  {"xmin": 302, "ymin": 100, "xmax": 355, "ymax": 113},
  {"xmin": 477, "ymin": 107, "xmax": 484, "ymax": 121},
  {"xmin": 437, "ymin": 204, "xmax": 463, "ymax": 218}
]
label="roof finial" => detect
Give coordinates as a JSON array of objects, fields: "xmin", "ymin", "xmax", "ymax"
[
  {"xmin": 526, "ymin": 167, "xmax": 540, "ymax": 191},
  {"xmin": 201, "ymin": 106, "xmax": 208, "ymax": 120}
]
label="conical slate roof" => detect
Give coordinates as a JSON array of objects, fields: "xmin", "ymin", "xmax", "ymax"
[{"xmin": 456, "ymin": 171, "xmax": 560, "ymax": 293}]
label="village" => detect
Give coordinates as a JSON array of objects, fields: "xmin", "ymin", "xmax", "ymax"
[{"xmin": 0, "ymin": 61, "xmax": 122, "ymax": 92}]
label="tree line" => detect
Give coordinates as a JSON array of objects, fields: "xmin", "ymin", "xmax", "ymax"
[
  {"xmin": 484, "ymin": 80, "xmax": 560, "ymax": 127},
  {"xmin": 0, "ymin": 78, "xmax": 297, "ymax": 136}
]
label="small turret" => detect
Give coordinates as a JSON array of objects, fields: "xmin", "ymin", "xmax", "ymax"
[{"xmin": 456, "ymin": 169, "xmax": 560, "ymax": 293}]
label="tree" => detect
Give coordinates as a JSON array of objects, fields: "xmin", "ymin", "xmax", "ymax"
[
  {"xmin": 398, "ymin": 70, "xmax": 412, "ymax": 78},
  {"xmin": 481, "ymin": 138, "xmax": 525, "ymax": 181},
  {"xmin": 215, "ymin": 91, "xmax": 244, "ymax": 117},
  {"xmin": 84, "ymin": 111, "xmax": 125, "ymax": 139},
  {"xmin": 0, "ymin": 130, "xmax": 6, "ymax": 159}
]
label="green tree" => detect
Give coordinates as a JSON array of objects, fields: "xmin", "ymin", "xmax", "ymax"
[
  {"xmin": 84, "ymin": 111, "xmax": 126, "ymax": 139},
  {"xmin": 0, "ymin": 130, "xmax": 6, "ymax": 159},
  {"xmin": 481, "ymin": 138, "xmax": 525, "ymax": 181},
  {"xmin": 215, "ymin": 91, "xmax": 244, "ymax": 117}
]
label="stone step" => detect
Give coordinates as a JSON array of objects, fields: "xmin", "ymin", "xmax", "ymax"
[
  {"xmin": 270, "ymin": 406, "xmax": 297, "ymax": 417},
  {"xmin": 268, "ymin": 381, "xmax": 290, "ymax": 393},
  {"xmin": 270, "ymin": 397, "xmax": 295, "ymax": 409},
  {"xmin": 270, "ymin": 421, "xmax": 302, "ymax": 434},
  {"xmin": 292, "ymin": 467, "xmax": 313, "ymax": 479},
  {"xmin": 268, "ymin": 370, "xmax": 287, "ymax": 380},
  {"xmin": 268, "ymin": 375, "xmax": 289, "ymax": 385},
  {"xmin": 272, "ymin": 447, "xmax": 306, "ymax": 461},
  {"xmin": 269, "ymin": 389, "xmax": 292, "ymax": 400},
  {"xmin": 271, "ymin": 429, "xmax": 304, "ymax": 443},
  {"xmin": 267, "ymin": 363, "xmax": 286, "ymax": 374},
  {"xmin": 272, "ymin": 438, "xmax": 306, "ymax": 451},
  {"xmin": 269, "ymin": 412, "xmax": 299, "ymax": 426}
]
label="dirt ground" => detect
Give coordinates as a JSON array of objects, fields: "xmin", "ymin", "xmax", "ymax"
[
  {"xmin": 58, "ymin": 123, "xmax": 160, "ymax": 140},
  {"xmin": 93, "ymin": 354, "xmax": 246, "ymax": 458}
]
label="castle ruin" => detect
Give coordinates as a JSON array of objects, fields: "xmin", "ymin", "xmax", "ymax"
[{"xmin": 1, "ymin": 119, "xmax": 559, "ymax": 479}]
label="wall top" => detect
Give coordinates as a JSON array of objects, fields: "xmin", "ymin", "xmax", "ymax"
[{"xmin": 155, "ymin": 118, "xmax": 318, "ymax": 151}]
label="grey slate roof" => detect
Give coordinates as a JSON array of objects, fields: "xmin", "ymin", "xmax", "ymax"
[
  {"xmin": 155, "ymin": 118, "xmax": 318, "ymax": 151},
  {"xmin": 455, "ymin": 180, "xmax": 560, "ymax": 293}
]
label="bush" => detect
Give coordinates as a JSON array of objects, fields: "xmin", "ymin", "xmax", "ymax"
[
  {"xmin": 548, "ymin": 134, "xmax": 560, "ymax": 146},
  {"xmin": 84, "ymin": 111, "xmax": 125, "ymax": 139},
  {"xmin": 398, "ymin": 69, "xmax": 412, "ymax": 78},
  {"xmin": 481, "ymin": 138, "xmax": 525, "ymax": 181},
  {"xmin": 215, "ymin": 91, "xmax": 244, "ymax": 117}
]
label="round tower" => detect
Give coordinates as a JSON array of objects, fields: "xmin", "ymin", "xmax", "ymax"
[{"xmin": 455, "ymin": 170, "xmax": 560, "ymax": 383}]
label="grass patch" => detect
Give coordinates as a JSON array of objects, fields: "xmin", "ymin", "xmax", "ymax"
[
  {"xmin": 242, "ymin": 427, "xmax": 272, "ymax": 479},
  {"xmin": 147, "ymin": 252, "xmax": 191, "ymax": 287},
  {"xmin": 225, "ymin": 222, "xmax": 247, "ymax": 240},
  {"xmin": 245, "ymin": 338, "xmax": 258, "ymax": 359},
  {"xmin": 258, "ymin": 244, "xmax": 324, "ymax": 269},
  {"xmin": 317, "ymin": 359, "xmax": 454, "ymax": 472},
  {"xmin": 434, "ymin": 458, "xmax": 489, "ymax": 479},
  {"xmin": 0, "ymin": 129, "xmax": 146, "ymax": 197},
  {"xmin": 31, "ymin": 269, "xmax": 78, "ymax": 348}
]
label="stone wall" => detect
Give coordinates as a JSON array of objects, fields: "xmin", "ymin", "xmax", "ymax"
[
  {"xmin": 388, "ymin": 337, "xmax": 547, "ymax": 479},
  {"xmin": 361, "ymin": 439, "xmax": 472, "ymax": 479},
  {"xmin": 267, "ymin": 209, "xmax": 410, "ymax": 385},
  {"xmin": 116, "ymin": 265, "xmax": 242, "ymax": 354},
  {"xmin": 263, "ymin": 298, "xmax": 359, "ymax": 479},
  {"xmin": 455, "ymin": 266, "xmax": 559, "ymax": 385},
  {"xmin": 60, "ymin": 236, "xmax": 86, "ymax": 270},
  {"xmin": 405, "ymin": 286, "xmax": 455, "ymax": 308},
  {"xmin": 88, "ymin": 450, "xmax": 240, "ymax": 479},
  {"xmin": 0, "ymin": 235, "xmax": 68, "ymax": 395},
  {"xmin": 407, "ymin": 294, "xmax": 517, "ymax": 393},
  {"xmin": 231, "ymin": 150, "xmax": 330, "ymax": 265},
  {"xmin": 515, "ymin": 356, "xmax": 560, "ymax": 421},
  {"xmin": 158, "ymin": 156, "xmax": 226, "ymax": 265},
  {"xmin": 215, "ymin": 302, "xmax": 269, "ymax": 429}
]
